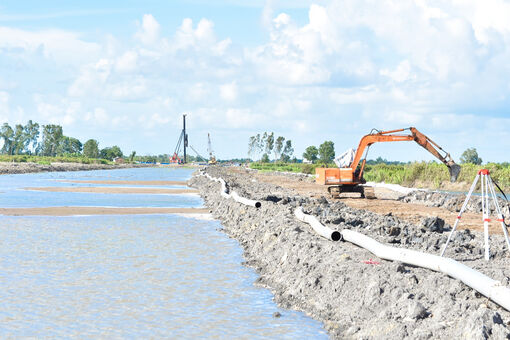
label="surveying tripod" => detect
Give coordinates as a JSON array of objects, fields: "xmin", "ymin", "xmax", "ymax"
[{"xmin": 440, "ymin": 169, "xmax": 510, "ymax": 260}]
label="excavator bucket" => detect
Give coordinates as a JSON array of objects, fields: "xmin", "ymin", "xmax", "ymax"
[{"xmin": 448, "ymin": 163, "xmax": 461, "ymax": 182}]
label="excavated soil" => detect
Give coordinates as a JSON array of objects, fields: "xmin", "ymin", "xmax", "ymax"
[{"xmin": 190, "ymin": 167, "xmax": 510, "ymax": 339}]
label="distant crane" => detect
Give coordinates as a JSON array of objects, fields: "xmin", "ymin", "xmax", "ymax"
[
  {"xmin": 207, "ymin": 133, "xmax": 217, "ymax": 165},
  {"xmin": 170, "ymin": 114, "xmax": 188, "ymax": 164}
]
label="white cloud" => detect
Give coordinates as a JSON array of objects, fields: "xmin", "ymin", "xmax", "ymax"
[
  {"xmin": 0, "ymin": 26, "xmax": 100, "ymax": 64},
  {"xmin": 115, "ymin": 51, "xmax": 138, "ymax": 73},
  {"xmin": 173, "ymin": 18, "xmax": 231, "ymax": 55},
  {"xmin": 85, "ymin": 107, "xmax": 109, "ymax": 125},
  {"xmin": 34, "ymin": 95, "xmax": 81, "ymax": 126},
  {"xmin": 135, "ymin": 14, "xmax": 161, "ymax": 45},
  {"xmin": 219, "ymin": 82, "xmax": 238, "ymax": 102}
]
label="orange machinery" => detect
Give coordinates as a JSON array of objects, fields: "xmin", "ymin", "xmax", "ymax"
[{"xmin": 316, "ymin": 127, "xmax": 461, "ymax": 198}]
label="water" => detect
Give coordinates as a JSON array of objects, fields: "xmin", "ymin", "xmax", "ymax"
[{"xmin": 0, "ymin": 168, "xmax": 327, "ymax": 338}]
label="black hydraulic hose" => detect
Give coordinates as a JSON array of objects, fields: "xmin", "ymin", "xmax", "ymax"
[{"xmin": 492, "ymin": 177, "xmax": 510, "ymax": 227}]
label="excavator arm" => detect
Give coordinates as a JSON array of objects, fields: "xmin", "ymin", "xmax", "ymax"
[{"xmin": 350, "ymin": 127, "xmax": 461, "ymax": 183}]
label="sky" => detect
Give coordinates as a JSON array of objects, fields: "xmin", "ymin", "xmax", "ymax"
[{"xmin": 1, "ymin": 0, "xmax": 509, "ymax": 162}]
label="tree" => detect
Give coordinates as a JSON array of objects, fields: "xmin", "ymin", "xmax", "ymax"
[
  {"xmin": 248, "ymin": 136, "xmax": 257, "ymax": 158},
  {"xmin": 0, "ymin": 123, "xmax": 14, "ymax": 155},
  {"xmin": 319, "ymin": 141, "xmax": 335, "ymax": 164},
  {"xmin": 100, "ymin": 145, "xmax": 123, "ymax": 160},
  {"xmin": 23, "ymin": 120, "xmax": 40, "ymax": 154},
  {"xmin": 83, "ymin": 139, "xmax": 99, "ymax": 158},
  {"xmin": 12, "ymin": 124, "xmax": 26, "ymax": 155},
  {"xmin": 303, "ymin": 146, "xmax": 318, "ymax": 163},
  {"xmin": 265, "ymin": 132, "xmax": 274, "ymax": 158},
  {"xmin": 255, "ymin": 134, "xmax": 262, "ymax": 156},
  {"xmin": 261, "ymin": 153, "xmax": 270, "ymax": 163},
  {"xmin": 460, "ymin": 147, "xmax": 482, "ymax": 165},
  {"xmin": 40, "ymin": 124, "xmax": 63, "ymax": 156},
  {"xmin": 57, "ymin": 136, "xmax": 82, "ymax": 155},
  {"xmin": 129, "ymin": 151, "xmax": 136, "ymax": 162},
  {"xmin": 274, "ymin": 136, "xmax": 285, "ymax": 160},
  {"xmin": 282, "ymin": 140, "xmax": 294, "ymax": 162}
]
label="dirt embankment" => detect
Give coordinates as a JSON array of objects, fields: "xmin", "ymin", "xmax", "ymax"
[
  {"xmin": 190, "ymin": 167, "xmax": 510, "ymax": 339},
  {"xmin": 0, "ymin": 162, "xmax": 153, "ymax": 175}
]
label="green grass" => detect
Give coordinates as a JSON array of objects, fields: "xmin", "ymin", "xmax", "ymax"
[
  {"xmin": 0, "ymin": 155, "xmax": 113, "ymax": 165},
  {"xmin": 249, "ymin": 162, "xmax": 335, "ymax": 174}
]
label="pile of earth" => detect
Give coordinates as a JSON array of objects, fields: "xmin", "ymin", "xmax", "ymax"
[
  {"xmin": 190, "ymin": 167, "xmax": 510, "ymax": 339},
  {"xmin": 399, "ymin": 190, "xmax": 510, "ymax": 216}
]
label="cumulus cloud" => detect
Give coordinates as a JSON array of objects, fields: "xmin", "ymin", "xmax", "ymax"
[
  {"xmin": 0, "ymin": 26, "xmax": 100, "ymax": 64},
  {"xmin": 135, "ymin": 14, "xmax": 161, "ymax": 45},
  {"xmin": 219, "ymin": 82, "xmax": 238, "ymax": 102},
  {"xmin": 34, "ymin": 95, "xmax": 81, "ymax": 126}
]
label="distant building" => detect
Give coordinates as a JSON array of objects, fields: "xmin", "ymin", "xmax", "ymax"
[
  {"xmin": 114, "ymin": 157, "xmax": 125, "ymax": 164},
  {"xmin": 302, "ymin": 158, "xmax": 312, "ymax": 164}
]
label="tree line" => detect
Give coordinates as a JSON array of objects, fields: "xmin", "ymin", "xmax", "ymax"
[
  {"xmin": 0, "ymin": 121, "xmax": 125, "ymax": 160},
  {"xmin": 248, "ymin": 132, "xmax": 294, "ymax": 162}
]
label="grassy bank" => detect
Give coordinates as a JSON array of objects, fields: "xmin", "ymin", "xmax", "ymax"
[
  {"xmin": 249, "ymin": 162, "xmax": 324, "ymax": 174},
  {"xmin": 0, "ymin": 155, "xmax": 113, "ymax": 165},
  {"xmin": 249, "ymin": 161, "xmax": 510, "ymax": 191}
]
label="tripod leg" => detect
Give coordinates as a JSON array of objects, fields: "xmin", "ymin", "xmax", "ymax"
[
  {"xmin": 488, "ymin": 175, "xmax": 510, "ymax": 252},
  {"xmin": 482, "ymin": 175, "xmax": 490, "ymax": 261},
  {"xmin": 440, "ymin": 174, "xmax": 480, "ymax": 257}
]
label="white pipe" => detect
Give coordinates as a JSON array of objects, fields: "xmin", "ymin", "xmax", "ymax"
[
  {"xmin": 231, "ymin": 191, "xmax": 261, "ymax": 208},
  {"xmin": 341, "ymin": 229, "xmax": 510, "ymax": 312},
  {"xmin": 294, "ymin": 207, "xmax": 341, "ymax": 241}
]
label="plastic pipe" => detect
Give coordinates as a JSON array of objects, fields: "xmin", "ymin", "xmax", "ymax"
[
  {"xmin": 341, "ymin": 229, "xmax": 510, "ymax": 312},
  {"xmin": 231, "ymin": 191, "xmax": 261, "ymax": 208},
  {"xmin": 294, "ymin": 207, "xmax": 341, "ymax": 241}
]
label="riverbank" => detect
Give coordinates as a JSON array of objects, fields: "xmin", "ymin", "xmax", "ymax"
[
  {"xmin": 190, "ymin": 167, "xmax": 510, "ymax": 339},
  {"xmin": 0, "ymin": 161, "xmax": 159, "ymax": 175}
]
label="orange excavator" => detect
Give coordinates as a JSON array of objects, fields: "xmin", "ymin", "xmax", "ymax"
[{"xmin": 316, "ymin": 127, "xmax": 461, "ymax": 199}]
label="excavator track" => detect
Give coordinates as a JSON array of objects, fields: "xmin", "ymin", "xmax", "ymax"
[
  {"xmin": 327, "ymin": 185, "xmax": 376, "ymax": 199},
  {"xmin": 362, "ymin": 186, "xmax": 376, "ymax": 199}
]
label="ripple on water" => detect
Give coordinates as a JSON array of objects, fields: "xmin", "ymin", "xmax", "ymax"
[{"xmin": 0, "ymin": 214, "xmax": 327, "ymax": 339}]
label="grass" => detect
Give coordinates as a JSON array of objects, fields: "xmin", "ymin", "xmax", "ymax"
[
  {"xmin": 249, "ymin": 162, "xmax": 332, "ymax": 174},
  {"xmin": 0, "ymin": 155, "xmax": 113, "ymax": 165}
]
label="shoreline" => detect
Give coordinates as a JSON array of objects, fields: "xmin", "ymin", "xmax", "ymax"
[
  {"xmin": 190, "ymin": 167, "xmax": 510, "ymax": 339},
  {"xmin": 0, "ymin": 161, "xmax": 152, "ymax": 175}
]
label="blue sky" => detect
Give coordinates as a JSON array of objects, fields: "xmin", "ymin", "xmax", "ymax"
[{"xmin": 1, "ymin": 0, "xmax": 509, "ymax": 162}]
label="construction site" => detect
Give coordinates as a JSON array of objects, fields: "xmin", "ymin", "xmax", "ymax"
[{"xmin": 186, "ymin": 125, "xmax": 510, "ymax": 339}]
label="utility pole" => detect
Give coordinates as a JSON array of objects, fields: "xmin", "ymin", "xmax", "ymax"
[{"xmin": 183, "ymin": 114, "xmax": 188, "ymax": 163}]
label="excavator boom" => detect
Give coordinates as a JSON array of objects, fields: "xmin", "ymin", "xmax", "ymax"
[{"xmin": 349, "ymin": 127, "xmax": 460, "ymax": 183}]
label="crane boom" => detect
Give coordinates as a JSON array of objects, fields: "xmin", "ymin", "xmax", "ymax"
[{"xmin": 207, "ymin": 133, "xmax": 217, "ymax": 165}]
